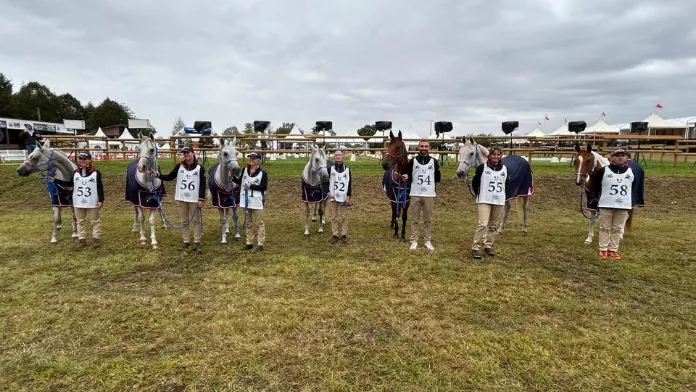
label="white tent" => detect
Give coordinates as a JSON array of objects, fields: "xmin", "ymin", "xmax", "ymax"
[
  {"xmin": 88, "ymin": 127, "xmax": 116, "ymax": 149},
  {"xmin": 526, "ymin": 127, "xmax": 546, "ymax": 138},
  {"xmin": 546, "ymin": 123, "xmax": 571, "ymax": 137},
  {"xmin": 118, "ymin": 127, "xmax": 139, "ymax": 149},
  {"xmin": 581, "ymin": 119, "xmax": 619, "ymax": 135}
]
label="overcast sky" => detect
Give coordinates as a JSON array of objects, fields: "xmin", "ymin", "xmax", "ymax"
[{"xmin": 2, "ymin": 0, "xmax": 695, "ymax": 137}]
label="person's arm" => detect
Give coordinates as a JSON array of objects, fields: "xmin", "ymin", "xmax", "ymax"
[
  {"xmin": 433, "ymin": 157, "xmax": 441, "ymax": 183},
  {"xmin": 633, "ymin": 171, "xmax": 645, "ymax": 207},
  {"xmin": 198, "ymin": 165, "xmax": 206, "ymax": 201},
  {"xmin": 250, "ymin": 170, "xmax": 267, "ymax": 192},
  {"xmin": 472, "ymin": 163, "xmax": 484, "ymax": 196},
  {"xmin": 18, "ymin": 131, "xmax": 28, "ymax": 142},
  {"xmin": 96, "ymin": 171, "xmax": 105, "ymax": 203},
  {"xmin": 156, "ymin": 163, "xmax": 180, "ymax": 181},
  {"xmin": 346, "ymin": 172, "xmax": 352, "ymax": 197},
  {"xmin": 590, "ymin": 167, "xmax": 605, "ymax": 196},
  {"xmin": 404, "ymin": 158, "xmax": 414, "ymax": 183},
  {"xmin": 53, "ymin": 176, "xmax": 74, "ymax": 187}
]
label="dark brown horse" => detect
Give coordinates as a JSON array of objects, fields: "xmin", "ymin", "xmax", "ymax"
[{"xmin": 381, "ymin": 130, "xmax": 410, "ymax": 241}]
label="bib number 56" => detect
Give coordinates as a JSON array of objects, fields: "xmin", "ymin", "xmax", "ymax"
[{"xmin": 180, "ymin": 180, "xmax": 196, "ymax": 191}]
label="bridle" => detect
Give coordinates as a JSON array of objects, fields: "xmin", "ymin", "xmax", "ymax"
[{"xmin": 460, "ymin": 143, "xmax": 480, "ymax": 198}]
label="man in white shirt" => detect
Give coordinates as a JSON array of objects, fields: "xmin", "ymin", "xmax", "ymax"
[{"xmin": 402, "ymin": 140, "xmax": 440, "ymax": 251}]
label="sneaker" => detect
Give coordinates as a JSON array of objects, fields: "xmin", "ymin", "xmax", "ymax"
[
  {"xmin": 341, "ymin": 235, "xmax": 348, "ymax": 244},
  {"xmin": 76, "ymin": 239, "xmax": 86, "ymax": 249},
  {"xmin": 192, "ymin": 243, "xmax": 200, "ymax": 251},
  {"xmin": 242, "ymin": 244, "xmax": 253, "ymax": 251},
  {"xmin": 472, "ymin": 249, "xmax": 482, "ymax": 259},
  {"xmin": 179, "ymin": 242, "xmax": 191, "ymax": 250},
  {"xmin": 255, "ymin": 245, "xmax": 264, "ymax": 252},
  {"xmin": 608, "ymin": 251, "xmax": 622, "ymax": 260},
  {"xmin": 409, "ymin": 242, "xmax": 418, "ymax": 251},
  {"xmin": 330, "ymin": 235, "xmax": 339, "ymax": 244},
  {"xmin": 599, "ymin": 251, "xmax": 608, "ymax": 259},
  {"xmin": 424, "ymin": 241, "xmax": 435, "ymax": 251},
  {"xmin": 92, "ymin": 239, "xmax": 100, "ymax": 249},
  {"xmin": 484, "ymin": 248, "xmax": 495, "ymax": 257}
]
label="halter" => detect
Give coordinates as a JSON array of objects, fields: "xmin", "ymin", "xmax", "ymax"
[
  {"xmin": 462, "ymin": 143, "xmax": 480, "ymax": 198},
  {"xmin": 574, "ymin": 152, "xmax": 599, "ymax": 220}
]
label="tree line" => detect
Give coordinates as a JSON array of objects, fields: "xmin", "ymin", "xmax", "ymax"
[{"xmin": 0, "ymin": 72, "xmax": 154, "ymax": 135}]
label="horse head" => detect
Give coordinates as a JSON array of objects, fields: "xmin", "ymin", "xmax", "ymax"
[
  {"xmin": 383, "ymin": 130, "xmax": 407, "ymax": 171},
  {"xmin": 456, "ymin": 136, "xmax": 486, "ymax": 179},
  {"xmin": 219, "ymin": 137, "xmax": 242, "ymax": 177},
  {"xmin": 573, "ymin": 143, "xmax": 595, "ymax": 186},
  {"xmin": 16, "ymin": 138, "xmax": 52, "ymax": 177},
  {"xmin": 309, "ymin": 144, "xmax": 329, "ymax": 182},
  {"xmin": 137, "ymin": 134, "xmax": 158, "ymax": 173}
]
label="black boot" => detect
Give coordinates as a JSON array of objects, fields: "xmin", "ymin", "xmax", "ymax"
[
  {"xmin": 484, "ymin": 248, "xmax": 495, "ymax": 257},
  {"xmin": 341, "ymin": 235, "xmax": 348, "ymax": 244},
  {"xmin": 242, "ymin": 244, "xmax": 253, "ymax": 250},
  {"xmin": 179, "ymin": 242, "xmax": 191, "ymax": 250},
  {"xmin": 192, "ymin": 243, "xmax": 201, "ymax": 251},
  {"xmin": 255, "ymin": 245, "xmax": 264, "ymax": 252},
  {"xmin": 330, "ymin": 235, "xmax": 339, "ymax": 244},
  {"xmin": 472, "ymin": 249, "xmax": 482, "ymax": 259}
]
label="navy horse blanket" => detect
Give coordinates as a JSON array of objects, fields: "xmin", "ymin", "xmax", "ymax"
[
  {"xmin": 382, "ymin": 168, "xmax": 410, "ymax": 207},
  {"xmin": 584, "ymin": 159, "xmax": 644, "ymax": 211},
  {"xmin": 50, "ymin": 183, "xmax": 73, "ymax": 207},
  {"xmin": 125, "ymin": 160, "xmax": 166, "ymax": 209},
  {"xmin": 502, "ymin": 155, "xmax": 534, "ymax": 201},
  {"xmin": 209, "ymin": 163, "xmax": 240, "ymax": 209},
  {"xmin": 301, "ymin": 160, "xmax": 333, "ymax": 204}
]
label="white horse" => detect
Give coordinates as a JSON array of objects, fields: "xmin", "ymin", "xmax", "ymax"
[
  {"xmin": 208, "ymin": 138, "xmax": 242, "ymax": 244},
  {"xmin": 16, "ymin": 139, "xmax": 78, "ymax": 243},
  {"xmin": 127, "ymin": 134, "xmax": 164, "ymax": 249},
  {"xmin": 302, "ymin": 144, "xmax": 330, "ymax": 236},
  {"xmin": 455, "ymin": 136, "xmax": 533, "ymax": 234}
]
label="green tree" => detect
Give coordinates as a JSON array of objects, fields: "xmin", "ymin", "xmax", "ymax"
[
  {"xmin": 86, "ymin": 98, "xmax": 134, "ymax": 131},
  {"xmin": 171, "ymin": 117, "xmax": 185, "ymax": 136},
  {"xmin": 273, "ymin": 122, "xmax": 294, "ymax": 138},
  {"xmin": 357, "ymin": 124, "xmax": 377, "ymax": 141},
  {"xmin": 58, "ymin": 93, "xmax": 84, "ymax": 120},
  {"xmin": 11, "ymin": 81, "xmax": 63, "ymax": 122},
  {"xmin": 222, "ymin": 126, "xmax": 239, "ymax": 136},
  {"xmin": 241, "ymin": 122, "xmax": 255, "ymax": 148},
  {"xmin": 0, "ymin": 73, "xmax": 13, "ymax": 117}
]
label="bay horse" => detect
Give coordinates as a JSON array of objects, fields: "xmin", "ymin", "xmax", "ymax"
[
  {"xmin": 302, "ymin": 144, "xmax": 330, "ymax": 236},
  {"xmin": 456, "ymin": 136, "xmax": 534, "ymax": 233},
  {"xmin": 208, "ymin": 138, "xmax": 242, "ymax": 244},
  {"xmin": 16, "ymin": 138, "xmax": 78, "ymax": 243},
  {"xmin": 381, "ymin": 130, "xmax": 410, "ymax": 241},
  {"xmin": 125, "ymin": 134, "xmax": 166, "ymax": 249},
  {"xmin": 573, "ymin": 143, "xmax": 643, "ymax": 244}
]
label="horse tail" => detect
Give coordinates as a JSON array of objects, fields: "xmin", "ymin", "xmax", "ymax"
[{"xmin": 625, "ymin": 209, "xmax": 633, "ymax": 233}]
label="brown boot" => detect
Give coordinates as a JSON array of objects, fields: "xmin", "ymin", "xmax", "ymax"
[
  {"xmin": 76, "ymin": 239, "xmax": 86, "ymax": 249},
  {"xmin": 92, "ymin": 239, "xmax": 101, "ymax": 249}
]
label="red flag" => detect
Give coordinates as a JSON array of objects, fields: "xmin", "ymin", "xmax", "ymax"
[
  {"xmin": 545, "ymin": 115, "xmax": 550, "ymax": 121},
  {"xmin": 602, "ymin": 112, "xmax": 606, "ymax": 117},
  {"xmin": 656, "ymin": 103, "xmax": 663, "ymax": 108}
]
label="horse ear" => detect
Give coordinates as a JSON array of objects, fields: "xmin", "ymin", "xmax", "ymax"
[
  {"xmin": 587, "ymin": 144, "xmax": 593, "ymax": 152},
  {"xmin": 232, "ymin": 137, "xmax": 237, "ymax": 147},
  {"xmin": 574, "ymin": 143, "xmax": 580, "ymax": 152},
  {"xmin": 469, "ymin": 136, "xmax": 475, "ymax": 144},
  {"xmin": 41, "ymin": 138, "xmax": 49, "ymax": 149},
  {"xmin": 389, "ymin": 130, "xmax": 394, "ymax": 139},
  {"xmin": 397, "ymin": 130, "xmax": 402, "ymax": 139},
  {"xmin": 149, "ymin": 133, "xmax": 155, "ymax": 142}
]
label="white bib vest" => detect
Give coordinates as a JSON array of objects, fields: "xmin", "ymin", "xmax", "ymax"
[
  {"xmin": 329, "ymin": 167, "xmax": 350, "ymax": 203},
  {"xmin": 477, "ymin": 165, "xmax": 507, "ymax": 205},
  {"xmin": 410, "ymin": 158, "xmax": 436, "ymax": 197},
  {"xmin": 241, "ymin": 168, "xmax": 264, "ymax": 210},
  {"xmin": 72, "ymin": 171, "xmax": 99, "ymax": 208},
  {"xmin": 175, "ymin": 164, "xmax": 202, "ymax": 203},
  {"xmin": 598, "ymin": 167, "xmax": 633, "ymax": 210}
]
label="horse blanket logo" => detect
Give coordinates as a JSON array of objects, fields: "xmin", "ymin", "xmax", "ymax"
[
  {"xmin": 209, "ymin": 163, "xmax": 240, "ymax": 209},
  {"xmin": 301, "ymin": 179, "xmax": 329, "ymax": 204},
  {"xmin": 501, "ymin": 155, "xmax": 534, "ymax": 201},
  {"xmin": 125, "ymin": 160, "xmax": 166, "ymax": 209}
]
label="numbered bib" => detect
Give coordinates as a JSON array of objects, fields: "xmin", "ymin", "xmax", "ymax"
[
  {"xmin": 175, "ymin": 164, "xmax": 202, "ymax": 203},
  {"xmin": 598, "ymin": 167, "xmax": 633, "ymax": 210},
  {"xmin": 477, "ymin": 165, "xmax": 507, "ymax": 205},
  {"xmin": 241, "ymin": 168, "xmax": 264, "ymax": 210},
  {"xmin": 330, "ymin": 167, "xmax": 350, "ymax": 202},
  {"xmin": 72, "ymin": 171, "xmax": 99, "ymax": 208},
  {"xmin": 410, "ymin": 158, "xmax": 436, "ymax": 197}
]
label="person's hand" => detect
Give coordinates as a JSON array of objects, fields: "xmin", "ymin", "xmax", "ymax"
[
  {"xmin": 148, "ymin": 169, "xmax": 157, "ymax": 176},
  {"xmin": 401, "ymin": 174, "xmax": 408, "ymax": 181},
  {"xmin": 346, "ymin": 196, "xmax": 351, "ymax": 204},
  {"xmin": 244, "ymin": 183, "xmax": 251, "ymax": 189},
  {"xmin": 328, "ymin": 193, "xmax": 333, "ymax": 199},
  {"xmin": 197, "ymin": 200, "xmax": 204, "ymax": 208},
  {"xmin": 46, "ymin": 176, "xmax": 55, "ymax": 181},
  {"xmin": 97, "ymin": 202, "xmax": 103, "ymax": 209}
]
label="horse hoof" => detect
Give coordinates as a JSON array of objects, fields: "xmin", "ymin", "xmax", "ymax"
[
  {"xmin": 234, "ymin": 237, "xmax": 240, "ymax": 242},
  {"xmin": 584, "ymin": 239, "xmax": 592, "ymax": 245},
  {"xmin": 221, "ymin": 242, "xmax": 228, "ymax": 246},
  {"xmin": 71, "ymin": 234, "xmax": 78, "ymax": 239},
  {"xmin": 50, "ymin": 239, "xmax": 58, "ymax": 244},
  {"xmin": 152, "ymin": 244, "xmax": 159, "ymax": 250},
  {"xmin": 304, "ymin": 233, "xmax": 310, "ymax": 238}
]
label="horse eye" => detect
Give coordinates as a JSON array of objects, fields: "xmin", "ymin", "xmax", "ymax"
[
  {"xmin": 150, "ymin": 148, "xmax": 154, "ymax": 152},
  {"xmin": 223, "ymin": 152, "xmax": 228, "ymax": 156}
]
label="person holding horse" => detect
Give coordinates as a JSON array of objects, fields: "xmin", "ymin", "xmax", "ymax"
[
  {"xmin": 51, "ymin": 152, "xmax": 104, "ymax": 248},
  {"xmin": 233, "ymin": 151, "xmax": 268, "ymax": 251},
  {"xmin": 589, "ymin": 148, "xmax": 643, "ymax": 260},
  {"xmin": 402, "ymin": 139, "xmax": 440, "ymax": 251},
  {"xmin": 471, "ymin": 146, "xmax": 509, "ymax": 259},
  {"xmin": 327, "ymin": 150, "xmax": 352, "ymax": 244},
  {"xmin": 152, "ymin": 146, "xmax": 206, "ymax": 251}
]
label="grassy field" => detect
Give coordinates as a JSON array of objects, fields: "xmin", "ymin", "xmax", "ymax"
[{"xmin": 1, "ymin": 157, "xmax": 695, "ymax": 391}]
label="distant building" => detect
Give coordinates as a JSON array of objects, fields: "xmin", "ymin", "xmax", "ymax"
[{"xmin": 0, "ymin": 117, "xmax": 74, "ymax": 149}]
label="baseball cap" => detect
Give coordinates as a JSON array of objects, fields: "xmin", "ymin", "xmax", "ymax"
[
  {"xmin": 611, "ymin": 148, "xmax": 627, "ymax": 156},
  {"xmin": 77, "ymin": 152, "xmax": 92, "ymax": 159},
  {"xmin": 180, "ymin": 146, "xmax": 194, "ymax": 153},
  {"xmin": 247, "ymin": 152, "xmax": 261, "ymax": 159}
]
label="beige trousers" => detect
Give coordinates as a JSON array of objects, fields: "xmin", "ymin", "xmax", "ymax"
[
  {"xmin": 472, "ymin": 203, "xmax": 504, "ymax": 251},
  {"xmin": 245, "ymin": 209, "xmax": 265, "ymax": 246},
  {"xmin": 599, "ymin": 208, "xmax": 629, "ymax": 252},
  {"xmin": 327, "ymin": 201, "xmax": 350, "ymax": 236},
  {"xmin": 177, "ymin": 201, "xmax": 201, "ymax": 243},
  {"xmin": 410, "ymin": 196, "xmax": 435, "ymax": 243},
  {"xmin": 75, "ymin": 207, "xmax": 101, "ymax": 240}
]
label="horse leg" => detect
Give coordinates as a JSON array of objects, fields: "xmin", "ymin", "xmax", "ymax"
[
  {"xmin": 51, "ymin": 207, "xmax": 60, "ymax": 243},
  {"xmin": 390, "ymin": 201, "xmax": 396, "ymax": 229},
  {"xmin": 132, "ymin": 206, "xmax": 140, "ymax": 233},
  {"xmin": 71, "ymin": 207, "xmax": 78, "ymax": 239},
  {"xmin": 219, "ymin": 208, "xmax": 228, "ymax": 244},
  {"xmin": 585, "ymin": 214, "xmax": 596, "ymax": 244},
  {"xmin": 149, "ymin": 209, "xmax": 158, "ymax": 249},
  {"xmin": 304, "ymin": 203, "xmax": 310, "ymax": 237},
  {"xmin": 137, "ymin": 208, "xmax": 147, "ymax": 245},
  {"xmin": 400, "ymin": 206, "xmax": 408, "ymax": 242},
  {"xmin": 519, "ymin": 197, "xmax": 528, "ymax": 233},
  {"xmin": 392, "ymin": 203, "xmax": 399, "ymax": 240},
  {"xmin": 232, "ymin": 207, "xmax": 241, "ymax": 241},
  {"xmin": 312, "ymin": 204, "xmax": 318, "ymax": 222},
  {"xmin": 497, "ymin": 201, "xmax": 511, "ymax": 235},
  {"xmin": 318, "ymin": 201, "xmax": 325, "ymax": 234}
]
